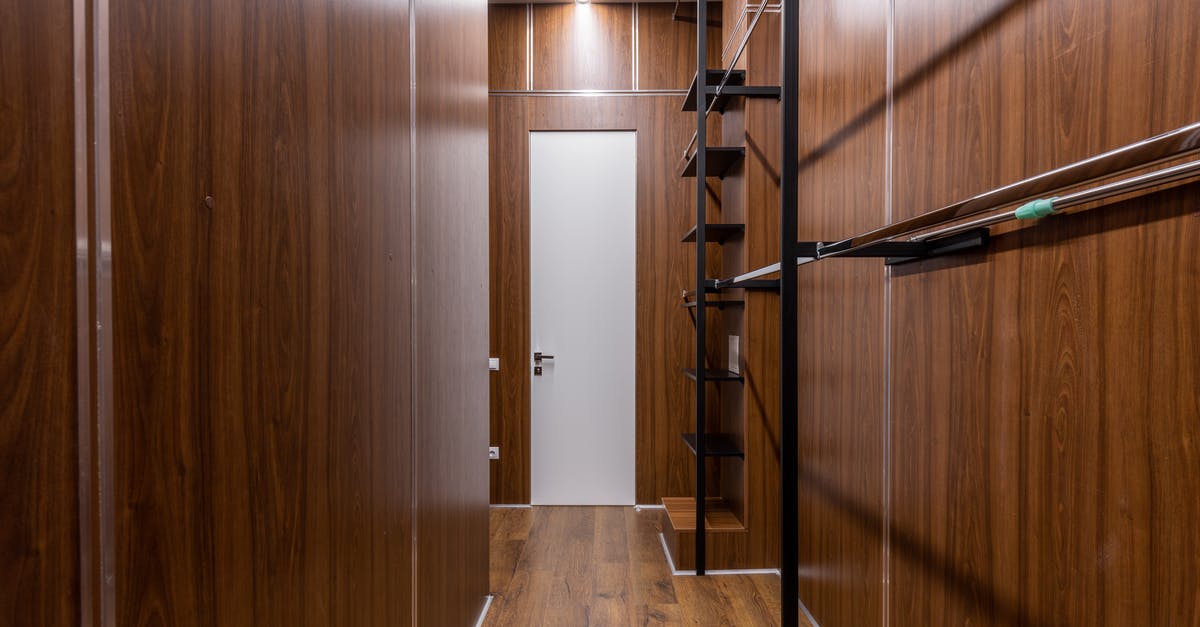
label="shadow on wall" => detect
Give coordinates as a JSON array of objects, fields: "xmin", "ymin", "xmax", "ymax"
[
  {"xmin": 798, "ymin": 465, "xmax": 1054, "ymax": 627},
  {"xmin": 798, "ymin": 0, "xmax": 1030, "ymax": 174}
]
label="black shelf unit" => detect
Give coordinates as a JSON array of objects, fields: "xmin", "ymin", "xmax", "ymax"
[
  {"xmin": 678, "ymin": 146, "xmax": 744, "ymax": 178},
  {"xmin": 682, "ymin": 433, "xmax": 744, "ymax": 458},
  {"xmin": 674, "ymin": 0, "xmax": 798, "ymax": 624},
  {"xmin": 682, "ymin": 69, "xmax": 780, "ymax": 113},
  {"xmin": 682, "ymin": 223, "xmax": 744, "ymax": 243}
]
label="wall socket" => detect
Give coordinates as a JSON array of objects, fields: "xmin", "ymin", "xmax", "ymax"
[{"xmin": 488, "ymin": 446, "xmax": 500, "ymax": 460}]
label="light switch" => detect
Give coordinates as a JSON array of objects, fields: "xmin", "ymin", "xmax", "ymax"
[
  {"xmin": 489, "ymin": 357, "xmax": 500, "ymax": 371},
  {"xmin": 488, "ymin": 446, "xmax": 500, "ymax": 460}
]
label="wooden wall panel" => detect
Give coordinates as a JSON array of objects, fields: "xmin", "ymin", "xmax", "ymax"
[
  {"xmin": 488, "ymin": 96, "xmax": 531, "ymax": 505},
  {"xmin": 532, "ymin": 4, "xmax": 633, "ymax": 91},
  {"xmin": 790, "ymin": 0, "xmax": 889, "ymax": 623},
  {"xmin": 411, "ymin": 0, "xmax": 492, "ymax": 620},
  {"xmin": 636, "ymin": 4, "xmax": 722, "ymax": 91},
  {"xmin": 4, "ymin": 0, "xmax": 486, "ymax": 624},
  {"xmin": 489, "ymin": 4, "xmax": 526, "ymax": 90},
  {"xmin": 887, "ymin": 1, "xmax": 1200, "ymax": 625},
  {"xmin": 107, "ymin": 0, "xmax": 460, "ymax": 624},
  {"xmin": 0, "ymin": 1, "xmax": 81, "ymax": 625},
  {"xmin": 110, "ymin": 1, "xmax": 216, "ymax": 623}
]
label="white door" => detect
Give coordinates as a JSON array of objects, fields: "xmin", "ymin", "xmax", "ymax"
[{"xmin": 529, "ymin": 131, "xmax": 636, "ymax": 505}]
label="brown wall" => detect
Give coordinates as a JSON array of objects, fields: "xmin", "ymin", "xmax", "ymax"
[
  {"xmin": 1, "ymin": 0, "xmax": 489, "ymax": 625},
  {"xmin": 774, "ymin": 0, "xmax": 1200, "ymax": 625},
  {"xmin": 488, "ymin": 3, "xmax": 721, "ymax": 505},
  {"xmin": 412, "ymin": 0, "xmax": 492, "ymax": 622},
  {"xmin": 0, "ymin": 1, "xmax": 81, "ymax": 625}
]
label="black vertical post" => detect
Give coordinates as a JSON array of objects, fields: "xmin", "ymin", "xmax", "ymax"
[
  {"xmin": 780, "ymin": 0, "xmax": 799, "ymax": 622},
  {"xmin": 694, "ymin": 0, "xmax": 708, "ymax": 577}
]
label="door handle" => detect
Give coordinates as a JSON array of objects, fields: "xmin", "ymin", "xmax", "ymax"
[{"xmin": 533, "ymin": 352, "xmax": 555, "ymax": 363}]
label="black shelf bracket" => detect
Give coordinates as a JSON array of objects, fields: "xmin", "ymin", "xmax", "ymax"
[
  {"xmin": 682, "ymin": 223, "xmax": 745, "ymax": 244},
  {"xmin": 678, "ymin": 146, "xmax": 745, "ymax": 179},
  {"xmin": 682, "ymin": 368, "xmax": 744, "ymax": 383},
  {"xmin": 799, "ymin": 228, "xmax": 990, "ymax": 265},
  {"xmin": 683, "ymin": 69, "xmax": 781, "ymax": 113},
  {"xmin": 682, "ymin": 433, "xmax": 744, "ymax": 458}
]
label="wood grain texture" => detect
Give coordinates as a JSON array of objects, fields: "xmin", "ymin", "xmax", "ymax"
[
  {"xmin": 488, "ymin": 95, "xmax": 532, "ymax": 504},
  {"xmin": 635, "ymin": 4, "xmax": 723, "ymax": 91},
  {"xmin": 786, "ymin": 0, "xmax": 890, "ymax": 624},
  {"xmin": 109, "ymin": 1, "xmax": 216, "ymax": 623},
  {"xmin": 484, "ymin": 506, "xmax": 782, "ymax": 626},
  {"xmin": 489, "ymin": 4, "xmax": 526, "ymax": 90},
  {"xmin": 887, "ymin": 1, "xmax": 1200, "ymax": 625},
  {"xmin": 108, "ymin": 0, "xmax": 440, "ymax": 623},
  {"xmin": 411, "ymin": 0, "xmax": 492, "ymax": 620},
  {"xmin": 0, "ymin": 0, "xmax": 81, "ymax": 624},
  {"xmin": 532, "ymin": 4, "xmax": 633, "ymax": 91}
]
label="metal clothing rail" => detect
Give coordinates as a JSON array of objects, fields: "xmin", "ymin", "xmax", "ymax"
[
  {"xmin": 718, "ymin": 121, "xmax": 1200, "ymax": 286},
  {"xmin": 910, "ymin": 156, "xmax": 1200, "ymax": 242},
  {"xmin": 819, "ymin": 121, "xmax": 1200, "ymax": 257}
]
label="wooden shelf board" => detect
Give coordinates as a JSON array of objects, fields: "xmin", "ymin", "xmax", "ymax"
[{"xmin": 662, "ymin": 497, "xmax": 746, "ymax": 533}]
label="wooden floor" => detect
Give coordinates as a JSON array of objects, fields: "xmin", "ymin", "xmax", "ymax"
[{"xmin": 484, "ymin": 506, "xmax": 782, "ymax": 626}]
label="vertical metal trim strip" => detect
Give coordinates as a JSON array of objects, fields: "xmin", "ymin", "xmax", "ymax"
[
  {"xmin": 632, "ymin": 4, "xmax": 638, "ymax": 90},
  {"xmin": 91, "ymin": 0, "xmax": 116, "ymax": 624},
  {"xmin": 881, "ymin": 1, "xmax": 896, "ymax": 625},
  {"xmin": 526, "ymin": 4, "xmax": 533, "ymax": 91},
  {"xmin": 72, "ymin": 0, "xmax": 95, "ymax": 624},
  {"xmin": 409, "ymin": 0, "xmax": 421, "ymax": 622}
]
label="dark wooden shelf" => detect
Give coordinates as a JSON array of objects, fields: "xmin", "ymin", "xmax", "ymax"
[
  {"xmin": 670, "ymin": 1, "xmax": 722, "ymax": 28},
  {"xmin": 682, "ymin": 433, "xmax": 744, "ymax": 458},
  {"xmin": 662, "ymin": 497, "xmax": 746, "ymax": 532},
  {"xmin": 682, "ymin": 69, "xmax": 780, "ymax": 113},
  {"xmin": 682, "ymin": 368, "xmax": 743, "ymax": 382},
  {"xmin": 681, "ymin": 223, "xmax": 745, "ymax": 243},
  {"xmin": 677, "ymin": 146, "xmax": 744, "ymax": 179}
]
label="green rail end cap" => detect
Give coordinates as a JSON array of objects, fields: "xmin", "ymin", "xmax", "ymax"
[{"xmin": 1015, "ymin": 197, "xmax": 1057, "ymax": 220}]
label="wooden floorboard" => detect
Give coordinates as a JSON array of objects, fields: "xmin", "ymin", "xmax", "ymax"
[{"xmin": 484, "ymin": 506, "xmax": 783, "ymax": 626}]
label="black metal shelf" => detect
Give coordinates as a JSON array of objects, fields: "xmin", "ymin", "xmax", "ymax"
[
  {"xmin": 682, "ymin": 368, "xmax": 744, "ymax": 382},
  {"xmin": 682, "ymin": 69, "xmax": 780, "ymax": 113},
  {"xmin": 677, "ymin": 147, "xmax": 744, "ymax": 179},
  {"xmin": 682, "ymin": 433, "xmax": 744, "ymax": 458},
  {"xmin": 671, "ymin": 0, "xmax": 721, "ymax": 28},
  {"xmin": 682, "ymin": 223, "xmax": 745, "ymax": 243},
  {"xmin": 725, "ymin": 278, "xmax": 779, "ymax": 290},
  {"xmin": 681, "ymin": 299, "xmax": 744, "ymax": 309}
]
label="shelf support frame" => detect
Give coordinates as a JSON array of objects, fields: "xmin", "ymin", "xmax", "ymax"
[
  {"xmin": 693, "ymin": 0, "xmax": 709, "ymax": 577},
  {"xmin": 780, "ymin": 0, "xmax": 800, "ymax": 622}
]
